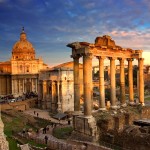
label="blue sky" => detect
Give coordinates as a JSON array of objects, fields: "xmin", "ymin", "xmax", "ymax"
[{"xmin": 0, "ymin": 0, "xmax": 150, "ymax": 66}]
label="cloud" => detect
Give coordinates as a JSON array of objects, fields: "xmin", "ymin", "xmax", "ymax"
[
  {"xmin": 107, "ymin": 29, "xmax": 150, "ymax": 50},
  {"xmin": 0, "ymin": 0, "xmax": 150, "ymax": 66}
]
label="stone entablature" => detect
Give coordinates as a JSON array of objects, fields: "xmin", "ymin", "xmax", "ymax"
[{"xmin": 68, "ymin": 35, "xmax": 142, "ymax": 59}]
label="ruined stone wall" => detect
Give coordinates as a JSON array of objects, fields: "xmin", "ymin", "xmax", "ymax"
[
  {"xmin": 0, "ymin": 98, "xmax": 37, "ymax": 111},
  {"xmin": 141, "ymin": 106, "xmax": 150, "ymax": 119},
  {"xmin": 0, "ymin": 106, "xmax": 9, "ymax": 150},
  {"xmin": 96, "ymin": 106, "xmax": 150, "ymax": 150}
]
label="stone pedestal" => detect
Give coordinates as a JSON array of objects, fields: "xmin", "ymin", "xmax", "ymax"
[{"xmin": 73, "ymin": 115, "xmax": 97, "ymax": 141}]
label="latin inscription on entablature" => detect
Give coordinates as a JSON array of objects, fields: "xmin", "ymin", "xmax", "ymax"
[{"xmin": 89, "ymin": 48, "xmax": 135, "ymax": 58}]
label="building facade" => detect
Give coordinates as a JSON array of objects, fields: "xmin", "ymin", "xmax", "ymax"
[
  {"xmin": 38, "ymin": 62, "xmax": 83, "ymax": 113},
  {"xmin": 0, "ymin": 28, "xmax": 48, "ymax": 97}
]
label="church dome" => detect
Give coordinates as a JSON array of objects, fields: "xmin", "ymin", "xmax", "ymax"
[{"xmin": 12, "ymin": 28, "xmax": 35, "ymax": 60}]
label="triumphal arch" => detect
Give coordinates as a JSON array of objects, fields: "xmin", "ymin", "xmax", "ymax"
[{"xmin": 67, "ymin": 35, "xmax": 144, "ymax": 140}]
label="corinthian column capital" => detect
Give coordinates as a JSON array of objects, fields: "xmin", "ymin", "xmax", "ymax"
[
  {"xmin": 71, "ymin": 54, "xmax": 80, "ymax": 59},
  {"xmin": 138, "ymin": 58, "xmax": 144, "ymax": 61},
  {"xmin": 127, "ymin": 58, "xmax": 134, "ymax": 62},
  {"xmin": 118, "ymin": 57, "xmax": 125, "ymax": 61},
  {"xmin": 108, "ymin": 57, "xmax": 116, "ymax": 61},
  {"xmin": 96, "ymin": 56, "xmax": 106, "ymax": 60},
  {"xmin": 83, "ymin": 53, "xmax": 93, "ymax": 59}
]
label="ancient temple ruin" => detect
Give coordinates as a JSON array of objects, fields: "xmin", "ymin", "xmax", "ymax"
[{"xmin": 67, "ymin": 35, "xmax": 144, "ymax": 140}]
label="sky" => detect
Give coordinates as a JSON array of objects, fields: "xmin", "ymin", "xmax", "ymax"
[{"xmin": 0, "ymin": 0, "xmax": 150, "ymax": 67}]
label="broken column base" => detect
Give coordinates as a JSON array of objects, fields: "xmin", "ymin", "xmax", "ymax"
[{"xmin": 72, "ymin": 115, "xmax": 98, "ymax": 142}]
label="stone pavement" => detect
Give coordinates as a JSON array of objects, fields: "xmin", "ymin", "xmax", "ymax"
[
  {"xmin": 18, "ymin": 125, "xmax": 81, "ymax": 150},
  {"xmin": 22, "ymin": 108, "xmax": 80, "ymax": 149},
  {"xmin": 24, "ymin": 108, "xmax": 68, "ymax": 125}
]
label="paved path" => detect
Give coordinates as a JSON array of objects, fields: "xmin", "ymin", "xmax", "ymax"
[{"xmin": 24, "ymin": 108, "xmax": 68, "ymax": 125}]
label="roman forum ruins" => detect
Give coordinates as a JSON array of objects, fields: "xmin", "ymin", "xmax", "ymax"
[{"xmin": 67, "ymin": 35, "xmax": 144, "ymax": 139}]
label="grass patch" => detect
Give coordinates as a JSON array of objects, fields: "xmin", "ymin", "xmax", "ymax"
[
  {"xmin": 6, "ymin": 137, "xmax": 20, "ymax": 150},
  {"xmin": 1, "ymin": 110, "xmax": 51, "ymax": 150},
  {"xmin": 53, "ymin": 126, "xmax": 73, "ymax": 139},
  {"xmin": 145, "ymin": 97, "xmax": 150, "ymax": 101},
  {"xmin": 34, "ymin": 117, "xmax": 51, "ymax": 127},
  {"xmin": 28, "ymin": 140, "xmax": 47, "ymax": 148}
]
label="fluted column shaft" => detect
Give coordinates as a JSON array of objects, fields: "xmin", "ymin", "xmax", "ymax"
[
  {"xmin": 119, "ymin": 58, "xmax": 126, "ymax": 106},
  {"xmin": 83, "ymin": 53, "xmax": 93, "ymax": 116},
  {"xmin": 110, "ymin": 57, "xmax": 117, "ymax": 108},
  {"xmin": 128, "ymin": 59, "xmax": 134, "ymax": 104},
  {"xmin": 98, "ymin": 56, "xmax": 106, "ymax": 110},
  {"xmin": 138, "ymin": 58, "xmax": 144, "ymax": 105},
  {"xmin": 73, "ymin": 55, "xmax": 80, "ymax": 111}
]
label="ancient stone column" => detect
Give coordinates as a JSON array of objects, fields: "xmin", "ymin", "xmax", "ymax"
[
  {"xmin": 73, "ymin": 55, "xmax": 80, "ymax": 112},
  {"xmin": 57, "ymin": 81, "xmax": 61, "ymax": 112},
  {"xmin": 119, "ymin": 58, "xmax": 126, "ymax": 106},
  {"xmin": 98, "ymin": 56, "xmax": 106, "ymax": 110},
  {"xmin": 83, "ymin": 53, "xmax": 93, "ymax": 116},
  {"xmin": 6, "ymin": 76, "xmax": 10, "ymax": 95},
  {"xmin": 128, "ymin": 58, "xmax": 134, "ymax": 104},
  {"xmin": 110, "ymin": 57, "xmax": 117, "ymax": 109},
  {"xmin": 42, "ymin": 80, "xmax": 47, "ymax": 109},
  {"xmin": 138, "ymin": 58, "xmax": 144, "ymax": 106},
  {"xmin": 51, "ymin": 81, "xmax": 56, "ymax": 112}
]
